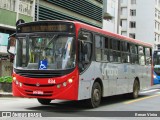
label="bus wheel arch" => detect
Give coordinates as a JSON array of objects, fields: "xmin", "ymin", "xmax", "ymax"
[{"xmin": 86, "ymin": 78, "xmax": 103, "ymax": 108}]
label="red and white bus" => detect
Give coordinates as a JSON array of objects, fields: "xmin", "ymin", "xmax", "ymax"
[{"xmin": 7, "ymin": 20, "xmax": 152, "ymax": 108}]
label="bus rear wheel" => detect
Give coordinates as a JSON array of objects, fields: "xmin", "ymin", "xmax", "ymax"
[
  {"xmin": 86, "ymin": 82, "xmax": 102, "ymax": 108},
  {"xmin": 128, "ymin": 80, "xmax": 140, "ymax": 99},
  {"xmin": 37, "ymin": 98, "xmax": 52, "ymax": 105}
]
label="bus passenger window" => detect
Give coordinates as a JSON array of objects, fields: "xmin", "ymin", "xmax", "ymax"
[
  {"xmin": 138, "ymin": 46, "xmax": 145, "ymax": 65},
  {"xmin": 145, "ymin": 48, "xmax": 151, "ymax": 65}
]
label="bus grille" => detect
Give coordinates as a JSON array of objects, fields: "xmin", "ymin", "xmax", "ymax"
[
  {"xmin": 23, "ymin": 83, "xmax": 55, "ymax": 87},
  {"xmin": 17, "ymin": 73, "xmax": 62, "ymax": 78}
]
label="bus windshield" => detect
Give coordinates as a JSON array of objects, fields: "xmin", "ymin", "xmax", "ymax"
[
  {"xmin": 15, "ymin": 33, "xmax": 76, "ymax": 70},
  {"xmin": 153, "ymin": 51, "xmax": 160, "ymax": 75}
]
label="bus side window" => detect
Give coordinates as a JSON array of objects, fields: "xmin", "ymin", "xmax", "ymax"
[
  {"xmin": 130, "ymin": 44, "xmax": 138, "ymax": 64},
  {"xmin": 102, "ymin": 37, "xmax": 109, "ymax": 62},
  {"xmin": 145, "ymin": 47, "xmax": 151, "ymax": 65},
  {"xmin": 138, "ymin": 46, "xmax": 145, "ymax": 65},
  {"xmin": 121, "ymin": 42, "xmax": 130, "ymax": 63},
  {"xmin": 78, "ymin": 31, "xmax": 92, "ymax": 73},
  {"xmin": 110, "ymin": 39, "xmax": 121, "ymax": 63},
  {"xmin": 95, "ymin": 35, "xmax": 102, "ymax": 61}
]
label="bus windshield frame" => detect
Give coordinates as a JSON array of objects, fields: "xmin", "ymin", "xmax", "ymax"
[{"xmin": 14, "ymin": 31, "xmax": 76, "ymax": 71}]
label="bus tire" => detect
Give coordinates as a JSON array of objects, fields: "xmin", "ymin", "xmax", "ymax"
[
  {"xmin": 86, "ymin": 82, "xmax": 102, "ymax": 108},
  {"xmin": 128, "ymin": 80, "xmax": 140, "ymax": 99},
  {"xmin": 37, "ymin": 98, "xmax": 52, "ymax": 105}
]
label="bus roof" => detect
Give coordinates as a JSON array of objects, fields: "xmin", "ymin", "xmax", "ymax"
[
  {"xmin": 18, "ymin": 20, "xmax": 152, "ymax": 48},
  {"xmin": 72, "ymin": 21, "xmax": 152, "ymax": 48}
]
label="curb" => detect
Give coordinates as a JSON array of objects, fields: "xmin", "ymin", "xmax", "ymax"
[{"xmin": 0, "ymin": 92, "xmax": 13, "ymax": 97}]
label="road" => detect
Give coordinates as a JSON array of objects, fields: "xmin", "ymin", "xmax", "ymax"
[{"xmin": 0, "ymin": 85, "xmax": 160, "ymax": 120}]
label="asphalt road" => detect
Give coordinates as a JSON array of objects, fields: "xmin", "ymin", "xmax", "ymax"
[{"xmin": 0, "ymin": 85, "xmax": 160, "ymax": 120}]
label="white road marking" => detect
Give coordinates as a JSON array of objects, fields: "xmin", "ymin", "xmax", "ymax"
[{"xmin": 140, "ymin": 89, "xmax": 160, "ymax": 94}]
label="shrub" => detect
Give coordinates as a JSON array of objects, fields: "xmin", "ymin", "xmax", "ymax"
[{"xmin": 0, "ymin": 76, "xmax": 12, "ymax": 83}]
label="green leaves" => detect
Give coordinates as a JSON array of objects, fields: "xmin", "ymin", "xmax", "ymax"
[{"xmin": 0, "ymin": 76, "xmax": 12, "ymax": 83}]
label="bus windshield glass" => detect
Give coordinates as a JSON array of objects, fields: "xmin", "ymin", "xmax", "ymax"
[
  {"xmin": 153, "ymin": 51, "xmax": 160, "ymax": 75},
  {"xmin": 15, "ymin": 33, "xmax": 76, "ymax": 70}
]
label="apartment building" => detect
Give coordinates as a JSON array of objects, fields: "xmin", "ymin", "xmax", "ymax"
[
  {"xmin": 0, "ymin": 0, "xmax": 35, "ymax": 77},
  {"xmin": 120, "ymin": 0, "xmax": 158, "ymax": 49},
  {"xmin": 35, "ymin": 0, "xmax": 103, "ymax": 28},
  {"xmin": 102, "ymin": 0, "xmax": 120, "ymax": 33}
]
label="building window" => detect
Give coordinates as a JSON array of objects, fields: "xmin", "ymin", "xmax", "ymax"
[
  {"xmin": 158, "ymin": 12, "xmax": 160, "ymax": 19},
  {"xmin": 155, "ymin": 0, "xmax": 157, "ymax": 5},
  {"xmin": 130, "ymin": 9, "xmax": 136, "ymax": 16},
  {"xmin": 155, "ymin": 9, "xmax": 157, "ymax": 17},
  {"xmin": 19, "ymin": 0, "xmax": 33, "ymax": 16},
  {"xmin": 121, "ymin": 31, "xmax": 127, "ymax": 36},
  {"xmin": 130, "ymin": 21, "xmax": 136, "ymax": 28},
  {"xmin": 0, "ymin": 0, "xmax": 16, "ymax": 11},
  {"xmin": 129, "ymin": 33, "xmax": 136, "ymax": 39},
  {"xmin": 131, "ymin": 0, "xmax": 136, "ymax": 4}
]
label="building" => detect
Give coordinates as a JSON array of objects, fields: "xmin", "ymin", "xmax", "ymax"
[
  {"xmin": 102, "ymin": 0, "xmax": 121, "ymax": 34},
  {"xmin": 35, "ymin": 0, "xmax": 103, "ymax": 28},
  {"xmin": 120, "ymin": 0, "xmax": 158, "ymax": 49},
  {"xmin": 0, "ymin": 0, "xmax": 35, "ymax": 77}
]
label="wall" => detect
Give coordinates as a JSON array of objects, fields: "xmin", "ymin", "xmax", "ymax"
[{"xmin": 136, "ymin": 0, "xmax": 155, "ymax": 45}]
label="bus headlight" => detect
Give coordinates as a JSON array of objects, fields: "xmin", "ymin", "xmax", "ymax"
[
  {"xmin": 57, "ymin": 84, "xmax": 61, "ymax": 88},
  {"xmin": 153, "ymin": 75, "xmax": 157, "ymax": 79},
  {"xmin": 19, "ymin": 82, "xmax": 22, "ymax": 87},
  {"xmin": 15, "ymin": 80, "xmax": 19, "ymax": 85},
  {"xmin": 63, "ymin": 82, "xmax": 67, "ymax": 87},
  {"xmin": 68, "ymin": 78, "xmax": 73, "ymax": 83},
  {"xmin": 13, "ymin": 77, "xmax": 16, "ymax": 82}
]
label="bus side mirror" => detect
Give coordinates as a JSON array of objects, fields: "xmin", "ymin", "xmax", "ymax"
[
  {"xmin": 7, "ymin": 38, "xmax": 11, "ymax": 51},
  {"xmin": 7, "ymin": 34, "xmax": 16, "ymax": 57}
]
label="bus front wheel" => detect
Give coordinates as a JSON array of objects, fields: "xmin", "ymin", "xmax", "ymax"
[
  {"xmin": 86, "ymin": 82, "xmax": 102, "ymax": 108},
  {"xmin": 37, "ymin": 98, "xmax": 52, "ymax": 105}
]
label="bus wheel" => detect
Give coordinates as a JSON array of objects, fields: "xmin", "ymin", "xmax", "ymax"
[
  {"xmin": 128, "ymin": 80, "xmax": 140, "ymax": 99},
  {"xmin": 37, "ymin": 98, "xmax": 52, "ymax": 105},
  {"xmin": 87, "ymin": 82, "xmax": 102, "ymax": 108}
]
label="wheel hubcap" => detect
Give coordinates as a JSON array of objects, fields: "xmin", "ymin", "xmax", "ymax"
[{"xmin": 93, "ymin": 89, "xmax": 100, "ymax": 102}]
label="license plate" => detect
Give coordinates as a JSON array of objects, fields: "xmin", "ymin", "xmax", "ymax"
[{"xmin": 33, "ymin": 90, "xmax": 43, "ymax": 95}]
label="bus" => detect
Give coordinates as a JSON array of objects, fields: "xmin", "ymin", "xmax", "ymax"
[
  {"xmin": 7, "ymin": 20, "xmax": 152, "ymax": 108},
  {"xmin": 153, "ymin": 50, "xmax": 160, "ymax": 84}
]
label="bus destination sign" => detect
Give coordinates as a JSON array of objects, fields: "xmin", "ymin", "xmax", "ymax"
[{"xmin": 17, "ymin": 23, "xmax": 74, "ymax": 33}]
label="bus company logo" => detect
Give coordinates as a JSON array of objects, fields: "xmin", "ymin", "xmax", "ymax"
[
  {"xmin": 36, "ymin": 83, "xmax": 40, "ymax": 87},
  {"xmin": 2, "ymin": 112, "xmax": 11, "ymax": 117}
]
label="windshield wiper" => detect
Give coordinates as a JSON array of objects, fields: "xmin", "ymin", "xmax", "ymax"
[{"xmin": 44, "ymin": 34, "xmax": 58, "ymax": 50}]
